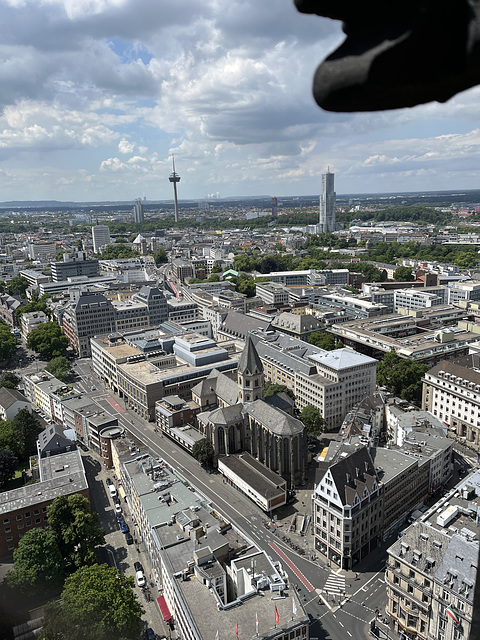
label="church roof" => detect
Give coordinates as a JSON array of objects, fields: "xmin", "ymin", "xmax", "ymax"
[
  {"xmin": 244, "ymin": 400, "xmax": 304, "ymax": 436},
  {"xmin": 238, "ymin": 334, "xmax": 263, "ymax": 376},
  {"xmin": 205, "ymin": 404, "xmax": 245, "ymax": 426}
]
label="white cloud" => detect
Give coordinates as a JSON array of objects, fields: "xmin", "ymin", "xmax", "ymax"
[{"xmin": 0, "ymin": 0, "xmax": 478, "ymax": 200}]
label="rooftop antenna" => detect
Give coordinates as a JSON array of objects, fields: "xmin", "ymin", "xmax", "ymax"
[{"xmin": 169, "ymin": 155, "xmax": 181, "ymax": 224}]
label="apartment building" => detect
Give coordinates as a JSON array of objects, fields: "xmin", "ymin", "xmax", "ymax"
[
  {"xmin": 319, "ymin": 293, "xmax": 389, "ymax": 318},
  {"xmin": 447, "ymin": 280, "xmax": 480, "ymax": 305},
  {"xmin": 385, "ymin": 471, "xmax": 480, "ymax": 640},
  {"xmin": 422, "ymin": 355, "xmax": 480, "ymax": 447},
  {"xmin": 91, "ymin": 225, "xmax": 111, "ymax": 254},
  {"xmin": 256, "ymin": 283, "xmax": 290, "ymax": 306},
  {"xmin": 20, "ymin": 310, "xmax": 49, "ymax": 340},
  {"xmin": 0, "ymin": 448, "xmax": 88, "ymax": 558}
]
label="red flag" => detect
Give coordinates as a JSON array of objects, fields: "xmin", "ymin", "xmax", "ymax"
[
  {"xmin": 275, "ymin": 605, "xmax": 279, "ymax": 625},
  {"xmin": 236, "ymin": 622, "xmax": 239, "ymax": 640}
]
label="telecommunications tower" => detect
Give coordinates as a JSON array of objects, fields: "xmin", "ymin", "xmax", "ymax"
[{"xmin": 169, "ymin": 156, "xmax": 181, "ymax": 224}]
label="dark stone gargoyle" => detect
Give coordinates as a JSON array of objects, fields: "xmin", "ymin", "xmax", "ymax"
[{"xmin": 294, "ymin": 0, "xmax": 480, "ymax": 111}]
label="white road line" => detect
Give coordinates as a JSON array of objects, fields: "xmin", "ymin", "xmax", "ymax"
[
  {"xmin": 338, "ymin": 621, "xmax": 344, "ymax": 627},
  {"xmin": 379, "ymin": 579, "xmax": 385, "ymax": 583},
  {"xmin": 347, "ymin": 632, "xmax": 352, "ymax": 637}
]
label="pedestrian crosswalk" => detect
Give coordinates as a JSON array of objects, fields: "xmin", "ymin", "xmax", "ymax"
[{"xmin": 323, "ymin": 572, "xmax": 345, "ymax": 598}]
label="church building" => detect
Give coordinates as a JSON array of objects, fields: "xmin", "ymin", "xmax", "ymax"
[{"xmin": 192, "ymin": 335, "xmax": 308, "ymax": 489}]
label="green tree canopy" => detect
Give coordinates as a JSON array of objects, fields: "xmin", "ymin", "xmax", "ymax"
[
  {"xmin": 15, "ymin": 293, "xmax": 51, "ymax": 320},
  {"xmin": 114, "ymin": 237, "xmax": 128, "ymax": 243},
  {"xmin": 40, "ymin": 564, "xmax": 144, "ymax": 640},
  {"xmin": 26, "ymin": 322, "xmax": 69, "ymax": 359},
  {"xmin": 5, "ymin": 528, "xmax": 64, "ymax": 595},
  {"xmin": 393, "ymin": 266, "xmax": 414, "ymax": 281},
  {"xmin": 0, "ymin": 410, "xmax": 41, "ymax": 461},
  {"xmin": 0, "ymin": 320, "xmax": 17, "ymax": 361},
  {"xmin": 47, "ymin": 494, "xmax": 105, "ymax": 568},
  {"xmin": 7, "ymin": 276, "xmax": 29, "ymax": 297},
  {"xmin": 99, "ymin": 244, "xmax": 137, "ymax": 259},
  {"xmin": 0, "ymin": 448, "xmax": 18, "ymax": 486},
  {"xmin": 454, "ymin": 251, "xmax": 479, "ymax": 269},
  {"xmin": 154, "ymin": 247, "xmax": 168, "ymax": 265},
  {"xmin": 45, "ymin": 356, "xmax": 72, "ymax": 382},
  {"xmin": 309, "ymin": 331, "xmax": 343, "ymax": 351},
  {"xmin": 192, "ymin": 438, "xmax": 215, "ymax": 468},
  {"xmin": 0, "ymin": 371, "xmax": 19, "ymax": 389},
  {"xmin": 263, "ymin": 382, "xmax": 295, "ymax": 400},
  {"xmin": 377, "ymin": 350, "xmax": 429, "ymax": 402},
  {"xmin": 300, "ymin": 405, "xmax": 326, "ymax": 436}
]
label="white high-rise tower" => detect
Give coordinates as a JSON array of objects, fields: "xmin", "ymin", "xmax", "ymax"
[{"xmin": 318, "ymin": 170, "xmax": 336, "ymax": 233}]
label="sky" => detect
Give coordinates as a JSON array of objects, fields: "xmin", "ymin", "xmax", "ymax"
[{"xmin": 1, "ymin": 0, "xmax": 480, "ymax": 203}]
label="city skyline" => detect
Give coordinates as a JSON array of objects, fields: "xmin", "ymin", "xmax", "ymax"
[{"xmin": 1, "ymin": 0, "xmax": 480, "ymax": 202}]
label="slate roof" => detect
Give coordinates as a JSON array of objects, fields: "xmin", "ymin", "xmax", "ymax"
[
  {"xmin": 244, "ymin": 400, "xmax": 304, "ymax": 436},
  {"xmin": 38, "ymin": 424, "xmax": 76, "ymax": 457},
  {"xmin": 204, "ymin": 404, "xmax": 245, "ymax": 426},
  {"xmin": 0, "ymin": 387, "xmax": 29, "ymax": 410},
  {"xmin": 319, "ymin": 445, "xmax": 378, "ymax": 506},
  {"xmin": 219, "ymin": 310, "xmax": 272, "ymax": 339},
  {"xmin": 263, "ymin": 392, "xmax": 294, "ymax": 413},
  {"xmin": 238, "ymin": 334, "xmax": 263, "ymax": 377}
]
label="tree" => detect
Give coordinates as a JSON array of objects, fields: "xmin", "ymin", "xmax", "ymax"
[
  {"xmin": 15, "ymin": 293, "xmax": 51, "ymax": 320},
  {"xmin": 393, "ymin": 266, "xmax": 414, "ymax": 281},
  {"xmin": 115, "ymin": 237, "xmax": 128, "ymax": 243},
  {"xmin": 7, "ymin": 276, "xmax": 29, "ymax": 297},
  {"xmin": 99, "ymin": 244, "xmax": 136, "ymax": 259},
  {"xmin": 454, "ymin": 251, "xmax": 479, "ymax": 269},
  {"xmin": 0, "ymin": 448, "xmax": 18, "ymax": 486},
  {"xmin": 264, "ymin": 382, "xmax": 295, "ymax": 400},
  {"xmin": 5, "ymin": 528, "xmax": 64, "ymax": 594},
  {"xmin": 192, "ymin": 438, "xmax": 215, "ymax": 468},
  {"xmin": 27, "ymin": 322, "xmax": 69, "ymax": 359},
  {"xmin": 300, "ymin": 405, "xmax": 326, "ymax": 436},
  {"xmin": 0, "ymin": 410, "xmax": 41, "ymax": 461},
  {"xmin": 47, "ymin": 494, "xmax": 105, "ymax": 568},
  {"xmin": 46, "ymin": 356, "xmax": 72, "ymax": 382},
  {"xmin": 0, "ymin": 320, "xmax": 17, "ymax": 361},
  {"xmin": 309, "ymin": 331, "xmax": 343, "ymax": 351},
  {"xmin": 40, "ymin": 564, "xmax": 144, "ymax": 640},
  {"xmin": 154, "ymin": 247, "xmax": 168, "ymax": 265},
  {"xmin": 207, "ymin": 273, "xmax": 220, "ymax": 282},
  {"xmin": 0, "ymin": 371, "xmax": 19, "ymax": 390},
  {"xmin": 377, "ymin": 350, "xmax": 428, "ymax": 402}
]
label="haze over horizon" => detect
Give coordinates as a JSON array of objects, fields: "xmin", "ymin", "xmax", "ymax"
[{"xmin": 2, "ymin": 0, "xmax": 480, "ymax": 203}]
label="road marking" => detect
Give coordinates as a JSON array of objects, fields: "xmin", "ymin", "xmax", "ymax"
[
  {"xmin": 338, "ymin": 621, "xmax": 344, "ymax": 627},
  {"xmin": 379, "ymin": 579, "xmax": 385, "ymax": 583},
  {"xmin": 347, "ymin": 632, "xmax": 352, "ymax": 637},
  {"xmin": 269, "ymin": 542, "xmax": 315, "ymax": 592}
]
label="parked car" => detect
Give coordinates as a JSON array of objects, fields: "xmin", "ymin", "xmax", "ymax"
[
  {"xmin": 145, "ymin": 629, "xmax": 155, "ymax": 640},
  {"xmin": 114, "ymin": 502, "xmax": 122, "ymax": 514},
  {"xmin": 134, "ymin": 561, "xmax": 143, "ymax": 573},
  {"xmin": 116, "ymin": 512, "xmax": 124, "ymax": 522},
  {"xmin": 120, "ymin": 520, "xmax": 129, "ymax": 534},
  {"xmin": 105, "ymin": 478, "xmax": 113, "ymax": 486},
  {"xmin": 125, "ymin": 533, "xmax": 134, "ymax": 545},
  {"xmin": 136, "ymin": 570, "xmax": 146, "ymax": 588}
]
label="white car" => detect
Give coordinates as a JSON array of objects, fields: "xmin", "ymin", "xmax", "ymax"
[
  {"xmin": 136, "ymin": 570, "xmax": 146, "ymax": 588},
  {"xmin": 114, "ymin": 503, "xmax": 122, "ymax": 514}
]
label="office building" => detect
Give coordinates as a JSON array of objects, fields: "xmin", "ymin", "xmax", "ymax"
[
  {"xmin": 91, "ymin": 225, "xmax": 111, "ymax": 254},
  {"xmin": 385, "ymin": 471, "xmax": 480, "ymax": 640},
  {"xmin": 133, "ymin": 198, "xmax": 144, "ymax": 224},
  {"xmin": 422, "ymin": 354, "xmax": 480, "ymax": 447},
  {"xmin": 51, "ymin": 251, "xmax": 100, "ymax": 282},
  {"xmin": 318, "ymin": 170, "xmax": 336, "ymax": 233}
]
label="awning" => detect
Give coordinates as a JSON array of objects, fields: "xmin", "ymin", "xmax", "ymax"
[{"xmin": 157, "ymin": 595, "xmax": 172, "ymax": 622}]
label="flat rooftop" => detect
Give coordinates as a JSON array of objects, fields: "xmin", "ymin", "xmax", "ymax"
[{"xmin": 0, "ymin": 451, "xmax": 88, "ymax": 515}]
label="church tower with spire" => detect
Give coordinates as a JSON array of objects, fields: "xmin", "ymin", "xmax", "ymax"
[{"xmin": 237, "ymin": 334, "xmax": 264, "ymax": 403}]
